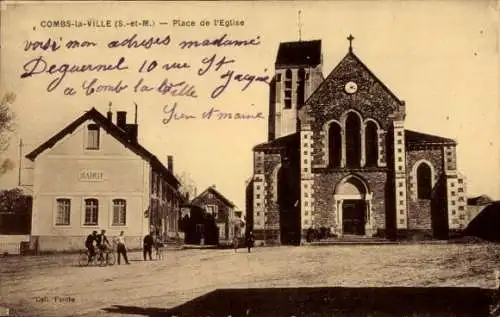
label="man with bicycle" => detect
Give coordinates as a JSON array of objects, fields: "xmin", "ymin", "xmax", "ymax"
[
  {"xmin": 85, "ymin": 230, "xmax": 98, "ymax": 263},
  {"xmin": 96, "ymin": 229, "xmax": 111, "ymax": 260}
]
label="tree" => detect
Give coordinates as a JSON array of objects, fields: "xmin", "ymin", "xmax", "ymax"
[
  {"xmin": 0, "ymin": 92, "xmax": 16, "ymax": 153},
  {"xmin": 176, "ymin": 171, "xmax": 198, "ymax": 201},
  {"xmin": 0, "ymin": 93, "xmax": 16, "ymax": 178}
]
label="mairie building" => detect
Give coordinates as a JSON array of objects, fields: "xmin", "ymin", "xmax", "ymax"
[
  {"xmin": 25, "ymin": 106, "xmax": 184, "ymax": 252},
  {"xmin": 246, "ymin": 37, "xmax": 468, "ymax": 245}
]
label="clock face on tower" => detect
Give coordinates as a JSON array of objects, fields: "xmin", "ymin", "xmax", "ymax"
[{"xmin": 345, "ymin": 81, "xmax": 358, "ymax": 94}]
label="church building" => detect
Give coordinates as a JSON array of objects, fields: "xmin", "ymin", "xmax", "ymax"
[{"xmin": 247, "ymin": 36, "xmax": 468, "ymax": 245}]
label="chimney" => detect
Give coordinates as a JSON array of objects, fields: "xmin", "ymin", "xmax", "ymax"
[
  {"xmin": 116, "ymin": 111, "xmax": 127, "ymax": 129},
  {"xmin": 125, "ymin": 124, "xmax": 138, "ymax": 143},
  {"xmin": 167, "ymin": 155, "xmax": 173, "ymax": 172},
  {"xmin": 107, "ymin": 102, "xmax": 113, "ymax": 122}
]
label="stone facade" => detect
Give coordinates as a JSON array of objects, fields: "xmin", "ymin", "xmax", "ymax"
[
  {"xmin": 191, "ymin": 186, "xmax": 236, "ymax": 241},
  {"xmin": 247, "ymin": 38, "xmax": 468, "ymax": 244}
]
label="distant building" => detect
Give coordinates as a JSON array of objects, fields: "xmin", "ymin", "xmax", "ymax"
[
  {"xmin": 191, "ymin": 185, "xmax": 238, "ymax": 241},
  {"xmin": 247, "ymin": 37, "xmax": 468, "ymax": 245},
  {"xmin": 25, "ymin": 107, "xmax": 184, "ymax": 252}
]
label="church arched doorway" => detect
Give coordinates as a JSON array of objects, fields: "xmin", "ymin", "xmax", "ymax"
[{"xmin": 334, "ymin": 175, "xmax": 372, "ymax": 236}]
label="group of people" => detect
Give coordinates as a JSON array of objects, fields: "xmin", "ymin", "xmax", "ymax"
[
  {"xmin": 85, "ymin": 230, "xmax": 130, "ymax": 265},
  {"xmin": 85, "ymin": 230, "xmax": 256, "ymax": 265}
]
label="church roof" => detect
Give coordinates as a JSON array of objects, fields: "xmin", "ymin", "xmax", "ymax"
[
  {"xmin": 405, "ymin": 129, "xmax": 457, "ymax": 146},
  {"xmin": 25, "ymin": 107, "xmax": 181, "ymax": 187},
  {"xmin": 253, "ymin": 133, "xmax": 299, "ymax": 151},
  {"xmin": 275, "ymin": 40, "xmax": 321, "ymax": 67},
  {"xmin": 303, "ymin": 50, "xmax": 404, "ymax": 109}
]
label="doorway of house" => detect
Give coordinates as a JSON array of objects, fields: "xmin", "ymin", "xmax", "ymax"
[{"xmin": 342, "ymin": 199, "xmax": 366, "ymax": 235}]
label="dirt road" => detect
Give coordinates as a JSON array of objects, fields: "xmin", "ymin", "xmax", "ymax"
[{"xmin": 1, "ymin": 243, "xmax": 498, "ymax": 317}]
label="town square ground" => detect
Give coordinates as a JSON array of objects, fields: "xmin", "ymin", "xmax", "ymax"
[{"xmin": 1, "ymin": 243, "xmax": 499, "ymax": 317}]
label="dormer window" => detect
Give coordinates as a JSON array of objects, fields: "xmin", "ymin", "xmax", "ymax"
[{"xmin": 87, "ymin": 124, "xmax": 100, "ymax": 150}]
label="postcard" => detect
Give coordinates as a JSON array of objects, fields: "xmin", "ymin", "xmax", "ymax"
[{"xmin": 0, "ymin": 1, "xmax": 499, "ymax": 317}]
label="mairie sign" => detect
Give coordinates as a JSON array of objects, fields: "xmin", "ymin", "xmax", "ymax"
[{"xmin": 78, "ymin": 170, "xmax": 106, "ymax": 182}]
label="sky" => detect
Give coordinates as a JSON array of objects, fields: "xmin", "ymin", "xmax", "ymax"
[{"xmin": 0, "ymin": 0, "xmax": 499, "ymax": 210}]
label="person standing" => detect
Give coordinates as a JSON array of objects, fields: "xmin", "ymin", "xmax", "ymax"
[
  {"xmin": 143, "ymin": 232, "xmax": 154, "ymax": 261},
  {"xmin": 246, "ymin": 231, "xmax": 255, "ymax": 253},
  {"xmin": 115, "ymin": 231, "xmax": 130, "ymax": 265},
  {"xmin": 233, "ymin": 233, "xmax": 239, "ymax": 253}
]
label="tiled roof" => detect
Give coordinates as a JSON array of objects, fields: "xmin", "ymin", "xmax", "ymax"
[
  {"xmin": 253, "ymin": 133, "xmax": 299, "ymax": 151},
  {"xmin": 275, "ymin": 40, "xmax": 321, "ymax": 67},
  {"xmin": 405, "ymin": 130, "xmax": 456, "ymax": 146},
  {"xmin": 192, "ymin": 186, "xmax": 236, "ymax": 208}
]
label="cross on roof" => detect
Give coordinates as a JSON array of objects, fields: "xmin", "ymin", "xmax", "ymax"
[{"xmin": 347, "ymin": 34, "xmax": 355, "ymax": 52}]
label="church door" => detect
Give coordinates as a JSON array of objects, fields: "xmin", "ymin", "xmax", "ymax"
[{"xmin": 342, "ymin": 200, "xmax": 366, "ymax": 235}]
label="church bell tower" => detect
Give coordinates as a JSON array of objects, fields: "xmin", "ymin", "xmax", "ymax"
[{"xmin": 268, "ymin": 40, "xmax": 323, "ymax": 141}]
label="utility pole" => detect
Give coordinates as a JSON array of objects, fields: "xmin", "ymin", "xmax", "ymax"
[{"xmin": 18, "ymin": 138, "xmax": 22, "ymax": 186}]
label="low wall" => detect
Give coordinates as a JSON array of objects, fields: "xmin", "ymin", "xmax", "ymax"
[{"xmin": 0, "ymin": 235, "xmax": 30, "ymax": 255}]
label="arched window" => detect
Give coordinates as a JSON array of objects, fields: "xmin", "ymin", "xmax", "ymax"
[
  {"xmin": 417, "ymin": 163, "xmax": 432, "ymax": 199},
  {"xmin": 365, "ymin": 121, "xmax": 378, "ymax": 166},
  {"xmin": 345, "ymin": 113, "xmax": 361, "ymax": 167},
  {"xmin": 284, "ymin": 69, "xmax": 292, "ymax": 109},
  {"xmin": 297, "ymin": 68, "xmax": 305, "ymax": 108},
  {"xmin": 328, "ymin": 122, "xmax": 342, "ymax": 167}
]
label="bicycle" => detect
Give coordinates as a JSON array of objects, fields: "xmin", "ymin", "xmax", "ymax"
[
  {"xmin": 78, "ymin": 249, "xmax": 104, "ymax": 267},
  {"xmin": 78, "ymin": 248, "xmax": 115, "ymax": 267}
]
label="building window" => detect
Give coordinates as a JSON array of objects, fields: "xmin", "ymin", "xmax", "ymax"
[
  {"xmin": 458, "ymin": 206, "xmax": 465, "ymax": 211},
  {"xmin": 304, "ymin": 151, "xmax": 308, "ymax": 155},
  {"xmin": 206, "ymin": 205, "xmax": 218, "ymax": 217},
  {"xmin": 458, "ymin": 179, "xmax": 463, "ymax": 184},
  {"xmin": 399, "ymin": 191, "xmax": 403, "ymax": 196},
  {"xmin": 417, "ymin": 162, "xmax": 432, "ymax": 199},
  {"xmin": 304, "ymin": 168, "xmax": 308, "ymax": 172},
  {"xmin": 276, "ymin": 74, "xmax": 281, "ymax": 82},
  {"xmin": 304, "ymin": 159, "xmax": 308, "ymax": 164},
  {"xmin": 398, "ymin": 157, "xmax": 402, "ymax": 162},
  {"xmin": 256, "ymin": 186, "xmax": 260, "ymax": 190},
  {"xmin": 284, "ymin": 69, "xmax": 292, "ymax": 109},
  {"xmin": 56, "ymin": 198, "xmax": 71, "ymax": 225},
  {"xmin": 452, "ymin": 210, "xmax": 456, "ymax": 215},
  {"xmin": 218, "ymin": 224, "xmax": 225, "ymax": 239},
  {"xmin": 399, "ymin": 200, "xmax": 404, "ymax": 205},
  {"xmin": 112, "ymin": 199, "xmax": 126, "ymax": 226},
  {"xmin": 84, "ymin": 198, "xmax": 99, "ymax": 225},
  {"xmin": 398, "ymin": 148, "xmax": 402, "ymax": 153},
  {"xmin": 256, "ymin": 203, "xmax": 260, "ymax": 207},
  {"xmin": 256, "ymin": 194, "xmax": 260, "ymax": 199},
  {"xmin": 397, "ymin": 131, "xmax": 402, "ymax": 136},
  {"xmin": 458, "ymin": 188, "xmax": 463, "ymax": 193},
  {"xmin": 451, "ymin": 182, "xmax": 455, "ymax": 187},
  {"xmin": 458, "ymin": 197, "xmax": 464, "ymax": 202},
  {"xmin": 304, "ymin": 134, "xmax": 308, "ymax": 139},
  {"xmin": 399, "ymin": 182, "xmax": 403, "ymax": 187},
  {"xmin": 365, "ymin": 121, "xmax": 378, "ymax": 166},
  {"xmin": 297, "ymin": 68, "xmax": 305, "ymax": 107},
  {"xmin": 451, "ymin": 191, "xmax": 456, "ymax": 196},
  {"xmin": 345, "ymin": 113, "xmax": 362, "ymax": 167},
  {"xmin": 451, "ymin": 200, "xmax": 456, "ymax": 205},
  {"xmin": 87, "ymin": 124, "xmax": 100, "ymax": 150},
  {"xmin": 305, "ymin": 201, "xmax": 309, "ymax": 206}
]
